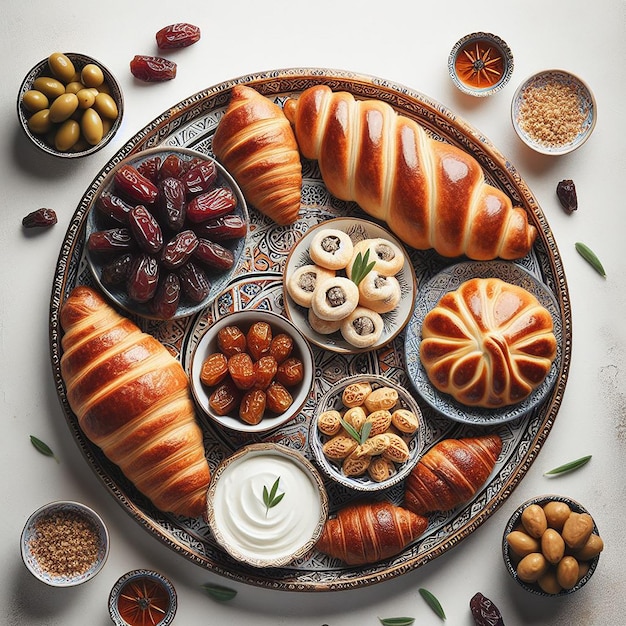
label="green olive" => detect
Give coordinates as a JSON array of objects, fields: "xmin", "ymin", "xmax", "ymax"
[
  {"xmin": 65, "ymin": 81, "xmax": 85, "ymax": 95},
  {"xmin": 94, "ymin": 92, "xmax": 118, "ymax": 120},
  {"xmin": 48, "ymin": 52, "xmax": 76, "ymax": 83},
  {"xmin": 76, "ymin": 88, "xmax": 96, "ymax": 109},
  {"xmin": 81, "ymin": 108, "xmax": 104, "ymax": 145},
  {"xmin": 54, "ymin": 119, "xmax": 80, "ymax": 151},
  {"xmin": 81, "ymin": 63, "xmax": 104, "ymax": 88},
  {"xmin": 22, "ymin": 90, "xmax": 49, "ymax": 113},
  {"xmin": 32, "ymin": 76, "xmax": 65, "ymax": 99},
  {"xmin": 49, "ymin": 92, "xmax": 79, "ymax": 123},
  {"xmin": 27, "ymin": 108, "xmax": 52, "ymax": 134}
]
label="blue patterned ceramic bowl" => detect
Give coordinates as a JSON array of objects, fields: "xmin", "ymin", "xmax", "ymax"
[
  {"xmin": 511, "ymin": 69, "xmax": 596, "ymax": 155},
  {"xmin": 20, "ymin": 500, "xmax": 109, "ymax": 587}
]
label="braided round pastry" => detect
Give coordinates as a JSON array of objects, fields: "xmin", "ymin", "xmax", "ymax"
[{"xmin": 420, "ymin": 277, "xmax": 557, "ymax": 408}]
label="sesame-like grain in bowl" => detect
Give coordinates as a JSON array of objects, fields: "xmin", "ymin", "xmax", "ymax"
[{"xmin": 518, "ymin": 81, "xmax": 587, "ymax": 146}]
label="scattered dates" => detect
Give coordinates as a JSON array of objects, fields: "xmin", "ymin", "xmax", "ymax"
[
  {"xmin": 201, "ymin": 322, "xmax": 302, "ymax": 425},
  {"xmin": 156, "ymin": 23, "xmax": 201, "ymax": 49},
  {"xmin": 130, "ymin": 55, "xmax": 177, "ymax": 82},
  {"xmin": 22, "ymin": 208, "xmax": 57, "ymax": 229},
  {"xmin": 556, "ymin": 179, "xmax": 578, "ymax": 214},
  {"xmin": 470, "ymin": 592, "xmax": 505, "ymax": 626},
  {"xmin": 88, "ymin": 153, "xmax": 246, "ymax": 318}
]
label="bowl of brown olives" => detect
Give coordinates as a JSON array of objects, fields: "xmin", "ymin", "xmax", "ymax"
[
  {"xmin": 190, "ymin": 310, "xmax": 315, "ymax": 435},
  {"xmin": 17, "ymin": 52, "xmax": 124, "ymax": 158},
  {"xmin": 502, "ymin": 495, "xmax": 604, "ymax": 596},
  {"xmin": 85, "ymin": 147, "xmax": 249, "ymax": 320}
]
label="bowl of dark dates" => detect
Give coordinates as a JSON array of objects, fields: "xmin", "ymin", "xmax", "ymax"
[
  {"xmin": 18, "ymin": 52, "xmax": 123, "ymax": 158},
  {"xmin": 190, "ymin": 310, "xmax": 315, "ymax": 434},
  {"xmin": 85, "ymin": 147, "xmax": 249, "ymax": 320}
]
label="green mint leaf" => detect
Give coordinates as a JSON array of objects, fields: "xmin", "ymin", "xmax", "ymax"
[
  {"xmin": 30, "ymin": 435, "xmax": 58, "ymax": 462},
  {"xmin": 419, "ymin": 587, "xmax": 446, "ymax": 620},
  {"xmin": 544, "ymin": 455, "xmax": 592, "ymax": 476}
]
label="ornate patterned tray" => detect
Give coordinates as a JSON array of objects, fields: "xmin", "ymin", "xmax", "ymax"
[{"xmin": 49, "ymin": 68, "xmax": 571, "ymax": 591}]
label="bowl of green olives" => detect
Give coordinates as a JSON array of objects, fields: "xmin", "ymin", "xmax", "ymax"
[{"xmin": 17, "ymin": 52, "xmax": 124, "ymax": 158}]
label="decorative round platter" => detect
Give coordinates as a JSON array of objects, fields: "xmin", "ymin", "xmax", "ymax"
[{"xmin": 49, "ymin": 68, "xmax": 571, "ymax": 591}]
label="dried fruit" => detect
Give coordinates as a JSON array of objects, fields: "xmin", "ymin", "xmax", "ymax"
[
  {"xmin": 556, "ymin": 179, "xmax": 578, "ymax": 214},
  {"xmin": 156, "ymin": 23, "xmax": 201, "ymax": 49},
  {"xmin": 217, "ymin": 326, "xmax": 247, "ymax": 356},
  {"xmin": 253, "ymin": 356, "xmax": 278, "ymax": 390},
  {"xmin": 22, "ymin": 208, "xmax": 57, "ymax": 228},
  {"xmin": 265, "ymin": 381, "xmax": 294, "ymax": 414},
  {"xmin": 246, "ymin": 322, "xmax": 272, "ymax": 361},
  {"xmin": 114, "ymin": 165, "xmax": 159, "ymax": 204},
  {"xmin": 470, "ymin": 592, "xmax": 504, "ymax": 626},
  {"xmin": 194, "ymin": 239, "xmax": 235, "ymax": 271},
  {"xmin": 161, "ymin": 230, "xmax": 198, "ymax": 269},
  {"xmin": 96, "ymin": 192, "xmax": 132, "ymax": 223},
  {"xmin": 239, "ymin": 389, "xmax": 266, "ymax": 424},
  {"xmin": 269, "ymin": 334, "xmax": 293, "ymax": 364},
  {"xmin": 193, "ymin": 214, "xmax": 247, "ymax": 241},
  {"xmin": 275, "ymin": 357, "xmax": 304, "ymax": 387},
  {"xmin": 151, "ymin": 272, "xmax": 180, "ymax": 319},
  {"xmin": 187, "ymin": 187, "xmax": 237, "ymax": 223},
  {"xmin": 200, "ymin": 353, "xmax": 229, "ymax": 387},
  {"xmin": 88, "ymin": 228, "xmax": 136, "ymax": 253},
  {"xmin": 128, "ymin": 205, "xmax": 163, "ymax": 253},
  {"xmin": 130, "ymin": 55, "xmax": 177, "ymax": 82},
  {"xmin": 101, "ymin": 253, "xmax": 133, "ymax": 286},
  {"xmin": 126, "ymin": 254, "xmax": 159, "ymax": 303},
  {"xmin": 183, "ymin": 160, "xmax": 217, "ymax": 194},
  {"xmin": 209, "ymin": 380, "xmax": 241, "ymax": 415},
  {"xmin": 228, "ymin": 352, "xmax": 256, "ymax": 390},
  {"xmin": 178, "ymin": 261, "xmax": 210, "ymax": 302}
]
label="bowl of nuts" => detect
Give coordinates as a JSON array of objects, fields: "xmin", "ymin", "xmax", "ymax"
[
  {"xmin": 17, "ymin": 52, "xmax": 123, "ymax": 158},
  {"xmin": 190, "ymin": 310, "xmax": 315, "ymax": 434},
  {"xmin": 20, "ymin": 500, "xmax": 109, "ymax": 587},
  {"xmin": 502, "ymin": 495, "xmax": 604, "ymax": 596},
  {"xmin": 85, "ymin": 147, "xmax": 249, "ymax": 320},
  {"xmin": 309, "ymin": 374, "xmax": 425, "ymax": 492},
  {"xmin": 511, "ymin": 69, "xmax": 596, "ymax": 155}
]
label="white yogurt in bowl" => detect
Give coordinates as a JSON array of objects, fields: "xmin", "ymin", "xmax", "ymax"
[{"xmin": 207, "ymin": 443, "xmax": 328, "ymax": 568}]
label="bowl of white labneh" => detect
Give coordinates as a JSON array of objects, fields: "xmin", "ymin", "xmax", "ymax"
[{"xmin": 206, "ymin": 443, "xmax": 329, "ymax": 568}]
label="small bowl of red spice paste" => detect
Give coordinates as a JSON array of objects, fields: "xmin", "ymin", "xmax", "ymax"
[
  {"xmin": 20, "ymin": 500, "xmax": 109, "ymax": 587},
  {"xmin": 448, "ymin": 32, "xmax": 514, "ymax": 97}
]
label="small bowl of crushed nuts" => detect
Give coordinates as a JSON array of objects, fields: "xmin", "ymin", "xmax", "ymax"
[
  {"xmin": 502, "ymin": 495, "xmax": 603, "ymax": 596},
  {"xmin": 17, "ymin": 52, "xmax": 124, "ymax": 158},
  {"xmin": 511, "ymin": 69, "xmax": 596, "ymax": 155},
  {"xmin": 309, "ymin": 374, "xmax": 425, "ymax": 493},
  {"xmin": 20, "ymin": 500, "xmax": 109, "ymax": 587}
]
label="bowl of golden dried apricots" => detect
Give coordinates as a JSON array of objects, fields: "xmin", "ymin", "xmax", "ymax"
[
  {"xmin": 309, "ymin": 374, "xmax": 425, "ymax": 492},
  {"xmin": 502, "ymin": 495, "xmax": 604, "ymax": 596},
  {"xmin": 190, "ymin": 310, "xmax": 315, "ymax": 434}
]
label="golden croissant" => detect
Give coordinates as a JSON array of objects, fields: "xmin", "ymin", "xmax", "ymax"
[
  {"xmin": 420, "ymin": 277, "xmax": 557, "ymax": 408},
  {"xmin": 59, "ymin": 286, "xmax": 210, "ymax": 518},
  {"xmin": 316, "ymin": 501, "xmax": 428, "ymax": 565},
  {"xmin": 404, "ymin": 435, "xmax": 502, "ymax": 515},
  {"xmin": 212, "ymin": 84, "xmax": 302, "ymax": 225},
  {"xmin": 283, "ymin": 85, "xmax": 536, "ymax": 260}
]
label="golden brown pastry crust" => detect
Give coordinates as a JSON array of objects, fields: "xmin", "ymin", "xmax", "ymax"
[
  {"xmin": 420, "ymin": 277, "xmax": 557, "ymax": 408},
  {"xmin": 283, "ymin": 85, "xmax": 536, "ymax": 260},
  {"xmin": 60, "ymin": 286, "xmax": 210, "ymax": 518},
  {"xmin": 213, "ymin": 85, "xmax": 302, "ymax": 225}
]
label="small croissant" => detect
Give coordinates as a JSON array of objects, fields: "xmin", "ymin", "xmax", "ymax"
[
  {"xmin": 212, "ymin": 84, "xmax": 302, "ymax": 225},
  {"xmin": 316, "ymin": 501, "xmax": 428, "ymax": 565},
  {"xmin": 404, "ymin": 435, "xmax": 502, "ymax": 515}
]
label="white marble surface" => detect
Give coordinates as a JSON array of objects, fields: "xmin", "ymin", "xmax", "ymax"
[{"xmin": 2, "ymin": 1, "xmax": 625, "ymax": 624}]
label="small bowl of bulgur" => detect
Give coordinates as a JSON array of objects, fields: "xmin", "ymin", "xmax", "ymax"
[
  {"xmin": 511, "ymin": 69, "xmax": 596, "ymax": 155},
  {"xmin": 20, "ymin": 500, "xmax": 109, "ymax": 587}
]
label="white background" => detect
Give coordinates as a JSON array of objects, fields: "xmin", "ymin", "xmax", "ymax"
[{"xmin": 1, "ymin": 1, "xmax": 625, "ymax": 624}]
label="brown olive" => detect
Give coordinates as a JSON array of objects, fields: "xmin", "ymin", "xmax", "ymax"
[
  {"xmin": 27, "ymin": 109, "xmax": 52, "ymax": 134},
  {"xmin": 94, "ymin": 92, "xmax": 119, "ymax": 120},
  {"xmin": 64, "ymin": 80, "xmax": 85, "ymax": 95},
  {"xmin": 76, "ymin": 88, "xmax": 96, "ymax": 109}
]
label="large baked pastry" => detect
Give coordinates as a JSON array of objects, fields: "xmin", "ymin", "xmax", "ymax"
[
  {"xmin": 404, "ymin": 435, "xmax": 502, "ymax": 515},
  {"xmin": 316, "ymin": 501, "xmax": 428, "ymax": 565},
  {"xmin": 212, "ymin": 84, "xmax": 302, "ymax": 225},
  {"xmin": 283, "ymin": 85, "xmax": 536, "ymax": 260},
  {"xmin": 420, "ymin": 277, "xmax": 557, "ymax": 407},
  {"xmin": 59, "ymin": 286, "xmax": 210, "ymax": 518}
]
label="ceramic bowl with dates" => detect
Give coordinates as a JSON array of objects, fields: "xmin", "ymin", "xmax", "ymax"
[
  {"xmin": 17, "ymin": 52, "xmax": 124, "ymax": 158},
  {"xmin": 309, "ymin": 374, "xmax": 425, "ymax": 492},
  {"xmin": 85, "ymin": 147, "xmax": 249, "ymax": 320},
  {"xmin": 190, "ymin": 310, "xmax": 315, "ymax": 434}
]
